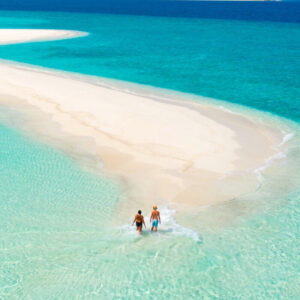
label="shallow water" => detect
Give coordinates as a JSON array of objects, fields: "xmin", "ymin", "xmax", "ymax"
[
  {"xmin": 0, "ymin": 9, "xmax": 299, "ymax": 299},
  {"xmin": 1, "ymin": 115, "xmax": 299, "ymax": 299}
]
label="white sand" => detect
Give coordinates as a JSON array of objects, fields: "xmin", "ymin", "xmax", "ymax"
[
  {"xmin": 0, "ymin": 29, "xmax": 87, "ymax": 45},
  {"xmin": 0, "ymin": 30, "xmax": 285, "ymax": 213}
]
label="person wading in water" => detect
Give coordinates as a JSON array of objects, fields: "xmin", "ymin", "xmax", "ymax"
[
  {"xmin": 150, "ymin": 205, "xmax": 161, "ymax": 232},
  {"xmin": 132, "ymin": 210, "xmax": 146, "ymax": 234}
]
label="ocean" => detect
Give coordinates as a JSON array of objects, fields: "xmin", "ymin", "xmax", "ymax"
[{"xmin": 0, "ymin": 3, "xmax": 299, "ymax": 299}]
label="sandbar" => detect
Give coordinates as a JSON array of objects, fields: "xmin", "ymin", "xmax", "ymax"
[
  {"xmin": 0, "ymin": 29, "xmax": 87, "ymax": 45},
  {"xmin": 0, "ymin": 30, "xmax": 286, "ymax": 215}
]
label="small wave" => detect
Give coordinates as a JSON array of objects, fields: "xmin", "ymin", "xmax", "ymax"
[
  {"xmin": 253, "ymin": 152, "xmax": 286, "ymax": 183},
  {"xmin": 253, "ymin": 130, "xmax": 296, "ymax": 184},
  {"xmin": 278, "ymin": 131, "xmax": 295, "ymax": 147},
  {"xmin": 159, "ymin": 205, "xmax": 201, "ymax": 242},
  {"xmin": 118, "ymin": 204, "xmax": 201, "ymax": 242}
]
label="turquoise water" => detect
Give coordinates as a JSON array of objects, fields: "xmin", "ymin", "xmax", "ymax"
[
  {"xmin": 0, "ymin": 10, "xmax": 299, "ymax": 299},
  {"xmin": 0, "ymin": 11, "xmax": 299, "ymax": 121}
]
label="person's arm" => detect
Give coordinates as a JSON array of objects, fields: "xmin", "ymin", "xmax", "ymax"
[
  {"xmin": 132, "ymin": 215, "xmax": 137, "ymax": 226},
  {"xmin": 143, "ymin": 217, "xmax": 146, "ymax": 228},
  {"xmin": 158, "ymin": 211, "xmax": 161, "ymax": 223}
]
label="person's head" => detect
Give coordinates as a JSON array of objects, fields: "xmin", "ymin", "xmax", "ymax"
[
  {"xmin": 153, "ymin": 205, "xmax": 157, "ymax": 210},
  {"xmin": 138, "ymin": 210, "xmax": 142, "ymax": 215}
]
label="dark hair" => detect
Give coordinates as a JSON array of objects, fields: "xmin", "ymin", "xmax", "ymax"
[{"xmin": 138, "ymin": 210, "xmax": 142, "ymax": 214}]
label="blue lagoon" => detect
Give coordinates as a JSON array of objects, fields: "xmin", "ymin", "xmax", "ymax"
[{"xmin": 0, "ymin": 3, "xmax": 299, "ymax": 299}]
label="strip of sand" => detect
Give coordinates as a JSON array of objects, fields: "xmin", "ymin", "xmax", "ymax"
[
  {"xmin": 0, "ymin": 30, "xmax": 285, "ymax": 214},
  {"xmin": 0, "ymin": 29, "xmax": 87, "ymax": 45},
  {"xmin": 0, "ymin": 61, "xmax": 285, "ymax": 212}
]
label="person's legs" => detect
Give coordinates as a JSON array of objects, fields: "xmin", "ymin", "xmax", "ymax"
[
  {"xmin": 152, "ymin": 220, "xmax": 158, "ymax": 232},
  {"xmin": 138, "ymin": 225, "xmax": 142, "ymax": 234},
  {"xmin": 136, "ymin": 222, "xmax": 142, "ymax": 233}
]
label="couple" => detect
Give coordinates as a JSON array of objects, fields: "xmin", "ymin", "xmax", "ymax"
[{"xmin": 132, "ymin": 205, "xmax": 161, "ymax": 234}]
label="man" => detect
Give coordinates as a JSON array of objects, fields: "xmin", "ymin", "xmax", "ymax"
[
  {"xmin": 132, "ymin": 210, "xmax": 146, "ymax": 234},
  {"xmin": 150, "ymin": 205, "xmax": 161, "ymax": 232}
]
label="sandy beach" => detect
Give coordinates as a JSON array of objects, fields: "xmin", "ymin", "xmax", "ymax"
[{"xmin": 0, "ymin": 30, "xmax": 285, "ymax": 214}]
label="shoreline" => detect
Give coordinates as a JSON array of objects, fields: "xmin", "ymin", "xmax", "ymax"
[
  {"xmin": 0, "ymin": 59, "xmax": 290, "ymax": 215},
  {"xmin": 0, "ymin": 29, "xmax": 295, "ymax": 216}
]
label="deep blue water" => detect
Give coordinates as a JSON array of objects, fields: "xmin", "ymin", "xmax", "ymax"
[
  {"xmin": 0, "ymin": 1, "xmax": 300, "ymax": 23},
  {"xmin": 0, "ymin": 9, "xmax": 299, "ymax": 121}
]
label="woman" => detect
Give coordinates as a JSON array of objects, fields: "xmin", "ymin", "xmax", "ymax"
[{"xmin": 132, "ymin": 210, "xmax": 146, "ymax": 234}]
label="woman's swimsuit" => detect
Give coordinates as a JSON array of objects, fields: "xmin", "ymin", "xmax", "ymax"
[{"xmin": 136, "ymin": 221, "xmax": 142, "ymax": 228}]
